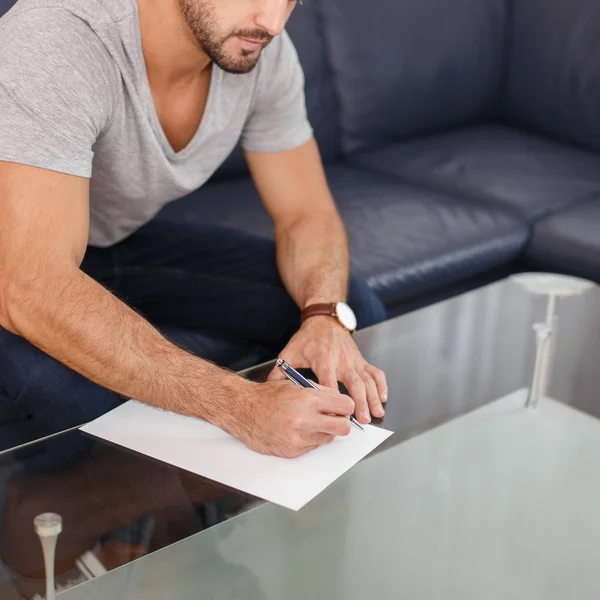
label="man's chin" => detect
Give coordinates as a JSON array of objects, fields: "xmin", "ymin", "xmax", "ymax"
[{"xmin": 215, "ymin": 55, "xmax": 261, "ymax": 75}]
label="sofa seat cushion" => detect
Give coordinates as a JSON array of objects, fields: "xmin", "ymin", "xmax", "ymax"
[
  {"xmin": 158, "ymin": 165, "xmax": 529, "ymax": 306},
  {"xmin": 350, "ymin": 124, "xmax": 600, "ymax": 221},
  {"xmin": 525, "ymin": 199, "xmax": 600, "ymax": 282}
]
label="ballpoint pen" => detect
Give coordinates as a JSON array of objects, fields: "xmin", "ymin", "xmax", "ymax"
[{"xmin": 276, "ymin": 359, "xmax": 365, "ymax": 431}]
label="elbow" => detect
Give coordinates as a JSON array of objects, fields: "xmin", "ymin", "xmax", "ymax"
[
  {"xmin": 0, "ymin": 269, "xmax": 49, "ymax": 337},
  {"xmin": 0, "ymin": 261, "xmax": 79, "ymax": 337},
  {"xmin": 0, "ymin": 278, "xmax": 24, "ymax": 335}
]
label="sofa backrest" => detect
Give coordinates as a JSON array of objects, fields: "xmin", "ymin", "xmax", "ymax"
[
  {"xmin": 318, "ymin": 0, "xmax": 508, "ymax": 155},
  {"xmin": 505, "ymin": 0, "xmax": 600, "ymax": 153}
]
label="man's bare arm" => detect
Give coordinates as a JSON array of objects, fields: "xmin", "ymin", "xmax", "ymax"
[
  {"xmin": 246, "ymin": 139, "xmax": 388, "ymax": 422},
  {"xmin": 0, "ymin": 162, "xmax": 245, "ymax": 422},
  {"xmin": 245, "ymin": 138, "xmax": 350, "ymax": 309},
  {"xmin": 0, "ymin": 162, "xmax": 352, "ymax": 455}
]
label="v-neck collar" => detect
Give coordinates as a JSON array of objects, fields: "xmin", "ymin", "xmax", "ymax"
[{"xmin": 131, "ymin": 3, "xmax": 220, "ymax": 161}]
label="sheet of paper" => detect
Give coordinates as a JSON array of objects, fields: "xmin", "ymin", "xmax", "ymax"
[{"xmin": 81, "ymin": 400, "xmax": 393, "ymax": 511}]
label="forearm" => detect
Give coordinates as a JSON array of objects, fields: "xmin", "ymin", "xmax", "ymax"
[
  {"xmin": 3, "ymin": 264, "xmax": 248, "ymax": 426},
  {"xmin": 275, "ymin": 211, "xmax": 350, "ymax": 308}
]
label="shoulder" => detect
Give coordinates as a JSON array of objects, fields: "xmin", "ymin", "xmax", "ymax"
[
  {"xmin": 0, "ymin": 5, "xmax": 120, "ymax": 121},
  {"xmin": 0, "ymin": 4, "xmax": 117, "ymax": 65}
]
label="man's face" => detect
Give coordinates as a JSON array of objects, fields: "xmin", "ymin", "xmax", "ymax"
[{"xmin": 178, "ymin": 0, "xmax": 297, "ymax": 74}]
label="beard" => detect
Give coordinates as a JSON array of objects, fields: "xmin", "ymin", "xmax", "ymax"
[{"xmin": 178, "ymin": 0, "xmax": 273, "ymax": 74}]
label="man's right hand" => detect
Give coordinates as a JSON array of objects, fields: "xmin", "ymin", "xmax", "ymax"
[{"xmin": 223, "ymin": 380, "xmax": 355, "ymax": 458}]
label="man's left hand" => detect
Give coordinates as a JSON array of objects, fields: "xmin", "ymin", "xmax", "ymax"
[{"xmin": 268, "ymin": 316, "xmax": 388, "ymax": 424}]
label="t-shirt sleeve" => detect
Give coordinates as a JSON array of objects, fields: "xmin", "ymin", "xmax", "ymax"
[
  {"xmin": 0, "ymin": 8, "xmax": 119, "ymax": 178},
  {"xmin": 241, "ymin": 30, "xmax": 314, "ymax": 153}
]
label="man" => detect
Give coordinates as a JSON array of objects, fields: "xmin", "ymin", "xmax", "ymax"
[{"xmin": 0, "ymin": 0, "xmax": 388, "ymax": 458}]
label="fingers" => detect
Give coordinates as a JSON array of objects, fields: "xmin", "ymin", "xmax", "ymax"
[
  {"xmin": 366, "ymin": 364, "xmax": 388, "ymax": 404},
  {"xmin": 267, "ymin": 352, "xmax": 309, "ymax": 382},
  {"xmin": 316, "ymin": 391, "xmax": 355, "ymax": 417},
  {"xmin": 364, "ymin": 371, "xmax": 385, "ymax": 418},
  {"xmin": 304, "ymin": 432, "xmax": 337, "ymax": 446},
  {"xmin": 308, "ymin": 360, "xmax": 388, "ymax": 425},
  {"xmin": 285, "ymin": 432, "xmax": 337, "ymax": 458},
  {"xmin": 317, "ymin": 415, "xmax": 352, "ymax": 437},
  {"xmin": 344, "ymin": 373, "xmax": 370, "ymax": 424},
  {"xmin": 267, "ymin": 365, "xmax": 286, "ymax": 382}
]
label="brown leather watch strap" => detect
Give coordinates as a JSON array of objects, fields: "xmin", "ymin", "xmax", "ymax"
[{"xmin": 300, "ymin": 302, "xmax": 336, "ymax": 324}]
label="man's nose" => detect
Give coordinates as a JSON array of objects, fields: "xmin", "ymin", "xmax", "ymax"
[{"xmin": 254, "ymin": 0, "xmax": 289, "ymax": 37}]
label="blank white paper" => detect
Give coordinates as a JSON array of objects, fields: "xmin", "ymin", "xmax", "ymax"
[{"xmin": 81, "ymin": 400, "xmax": 393, "ymax": 511}]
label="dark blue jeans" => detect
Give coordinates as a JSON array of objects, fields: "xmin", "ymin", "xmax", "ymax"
[{"xmin": 0, "ymin": 220, "xmax": 386, "ymax": 451}]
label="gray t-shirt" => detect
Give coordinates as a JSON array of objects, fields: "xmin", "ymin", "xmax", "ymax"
[{"xmin": 0, "ymin": 0, "xmax": 313, "ymax": 246}]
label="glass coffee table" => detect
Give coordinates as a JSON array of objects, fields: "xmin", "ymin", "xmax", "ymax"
[{"xmin": 1, "ymin": 275, "xmax": 599, "ymax": 599}]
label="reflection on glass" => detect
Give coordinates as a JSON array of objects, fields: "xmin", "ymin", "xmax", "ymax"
[
  {"xmin": 0, "ymin": 432, "xmax": 257, "ymax": 598},
  {"xmin": 34, "ymin": 512, "xmax": 62, "ymax": 600}
]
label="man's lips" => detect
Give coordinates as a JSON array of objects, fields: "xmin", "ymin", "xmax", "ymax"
[{"xmin": 237, "ymin": 36, "xmax": 267, "ymax": 51}]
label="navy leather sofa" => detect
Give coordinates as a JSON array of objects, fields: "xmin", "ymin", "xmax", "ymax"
[{"xmin": 1, "ymin": 0, "xmax": 599, "ymax": 371}]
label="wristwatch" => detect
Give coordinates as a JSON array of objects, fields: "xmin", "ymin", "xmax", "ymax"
[{"xmin": 300, "ymin": 302, "xmax": 357, "ymax": 334}]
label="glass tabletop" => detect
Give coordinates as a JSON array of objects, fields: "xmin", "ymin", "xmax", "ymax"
[
  {"xmin": 0, "ymin": 431, "xmax": 260, "ymax": 599},
  {"xmin": 1, "ymin": 275, "xmax": 599, "ymax": 599}
]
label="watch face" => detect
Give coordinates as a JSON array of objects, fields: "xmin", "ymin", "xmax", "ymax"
[{"xmin": 335, "ymin": 302, "xmax": 357, "ymax": 332}]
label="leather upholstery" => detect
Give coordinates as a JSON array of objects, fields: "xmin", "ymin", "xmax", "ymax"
[
  {"xmin": 318, "ymin": 0, "xmax": 506, "ymax": 153},
  {"xmin": 286, "ymin": 3, "xmax": 340, "ymax": 163},
  {"xmin": 505, "ymin": 0, "xmax": 600, "ymax": 153},
  {"xmin": 158, "ymin": 165, "xmax": 529, "ymax": 306},
  {"xmin": 525, "ymin": 199, "xmax": 600, "ymax": 282},
  {"xmin": 350, "ymin": 124, "xmax": 600, "ymax": 221}
]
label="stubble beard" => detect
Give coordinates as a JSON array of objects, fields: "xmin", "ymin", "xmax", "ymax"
[{"xmin": 178, "ymin": 0, "xmax": 273, "ymax": 74}]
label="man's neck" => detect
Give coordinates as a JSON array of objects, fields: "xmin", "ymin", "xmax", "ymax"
[{"xmin": 137, "ymin": 0, "xmax": 211, "ymax": 85}]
